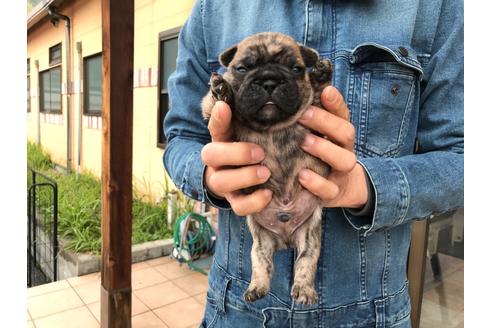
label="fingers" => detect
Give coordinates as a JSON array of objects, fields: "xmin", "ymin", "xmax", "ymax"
[
  {"xmin": 299, "ymin": 107, "xmax": 355, "ymax": 150},
  {"xmin": 207, "ymin": 165, "xmax": 271, "ymax": 195},
  {"xmin": 208, "ymin": 101, "xmax": 233, "ymax": 142},
  {"xmin": 301, "ymin": 133, "xmax": 357, "ymax": 172},
  {"xmin": 320, "ymin": 86, "xmax": 350, "ymax": 121},
  {"xmin": 298, "ymin": 169, "xmax": 340, "ymax": 202},
  {"xmin": 201, "ymin": 142, "xmax": 265, "ymax": 167},
  {"xmin": 204, "ymin": 164, "xmax": 273, "ymax": 216},
  {"xmin": 225, "ymin": 189, "xmax": 273, "ymax": 216}
]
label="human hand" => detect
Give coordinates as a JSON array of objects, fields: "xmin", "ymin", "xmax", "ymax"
[
  {"xmin": 201, "ymin": 101, "xmax": 273, "ymax": 216},
  {"xmin": 298, "ymin": 86, "xmax": 369, "ymax": 209}
]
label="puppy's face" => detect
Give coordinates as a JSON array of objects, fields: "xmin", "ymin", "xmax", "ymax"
[{"xmin": 220, "ymin": 32, "xmax": 319, "ymax": 131}]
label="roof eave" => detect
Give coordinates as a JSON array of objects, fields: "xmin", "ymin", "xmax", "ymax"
[{"xmin": 27, "ymin": 0, "xmax": 67, "ymax": 31}]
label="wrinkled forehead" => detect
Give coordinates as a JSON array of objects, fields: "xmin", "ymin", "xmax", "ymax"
[{"xmin": 234, "ymin": 34, "xmax": 303, "ymax": 66}]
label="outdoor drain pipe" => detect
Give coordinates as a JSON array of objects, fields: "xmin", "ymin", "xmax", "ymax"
[
  {"xmin": 35, "ymin": 59, "xmax": 41, "ymax": 145},
  {"xmin": 76, "ymin": 41, "xmax": 83, "ymax": 175},
  {"xmin": 48, "ymin": 7, "xmax": 72, "ymax": 174}
]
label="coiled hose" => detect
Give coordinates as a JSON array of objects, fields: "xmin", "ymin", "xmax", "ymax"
[{"xmin": 172, "ymin": 212, "xmax": 215, "ymax": 275}]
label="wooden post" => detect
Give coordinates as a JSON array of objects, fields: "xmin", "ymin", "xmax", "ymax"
[
  {"xmin": 408, "ymin": 220, "xmax": 430, "ymax": 328},
  {"xmin": 100, "ymin": 0, "xmax": 134, "ymax": 327}
]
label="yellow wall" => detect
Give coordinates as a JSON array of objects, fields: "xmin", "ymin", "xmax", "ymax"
[
  {"xmin": 27, "ymin": 0, "xmax": 195, "ymax": 200},
  {"xmin": 28, "ymin": 16, "xmax": 67, "ymax": 166}
]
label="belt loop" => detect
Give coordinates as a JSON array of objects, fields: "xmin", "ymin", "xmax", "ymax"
[
  {"xmin": 374, "ymin": 299, "xmax": 386, "ymax": 328},
  {"xmin": 217, "ymin": 277, "xmax": 231, "ymax": 314}
]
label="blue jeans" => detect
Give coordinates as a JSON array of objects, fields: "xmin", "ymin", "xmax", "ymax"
[{"xmin": 200, "ymin": 259, "xmax": 411, "ymax": 328}]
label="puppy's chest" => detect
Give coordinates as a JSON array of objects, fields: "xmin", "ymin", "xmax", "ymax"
[{"xmin": 237, "ymin": 125, "xmax": 308, "ymax": 182}]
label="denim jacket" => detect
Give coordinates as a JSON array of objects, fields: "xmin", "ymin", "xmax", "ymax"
[{"xmin": 164, "ymin": 0, "xmax": 464, "ymax": 327}]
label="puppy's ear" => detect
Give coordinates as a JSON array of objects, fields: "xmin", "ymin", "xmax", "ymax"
[
  {"xmin": 299, "ymin": 45, "xmax": 319, "ymax": 67},
  {"xmin": 219, "ymin": 45, "xmax": 238, "ymax": 67}
]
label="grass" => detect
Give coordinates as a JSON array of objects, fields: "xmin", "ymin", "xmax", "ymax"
[
  {"xmin": 27, "ymin": 142, "xmax": 53, "ymax": 171},
  {"xmin": 27, "ymin": 141, "xmax": 190, "ymax": 255}
]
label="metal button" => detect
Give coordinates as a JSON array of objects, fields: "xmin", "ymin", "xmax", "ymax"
[{"xmin": 398, "ymin": 47, "xmax": 409, "ymax": 57}]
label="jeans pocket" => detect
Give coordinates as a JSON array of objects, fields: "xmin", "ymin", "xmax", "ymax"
[
  {"xmin": 199, "ymin": 295, "xmax": 220, "ymax": 328},
  {"xmin": 347, "ymin": 43, "xmax": 423, "ymax": 158}
]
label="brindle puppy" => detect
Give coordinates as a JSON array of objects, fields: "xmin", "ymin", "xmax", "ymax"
[{"xmin": 202, "ymin": 32, "xmax": 332, "ymax": 305}]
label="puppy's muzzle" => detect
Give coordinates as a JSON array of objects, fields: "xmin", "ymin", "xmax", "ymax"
[
  {"xmin": 277, "ymin": 212, "xmax": 291, "ymax": 222},
  {"xmin": 260, "ymin": 79, "xmax": 279, "ymax": 94}
]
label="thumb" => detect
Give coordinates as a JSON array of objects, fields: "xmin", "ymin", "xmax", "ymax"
[
  {"xmin": 321, "ymin": 86, "xmax": 350, "ymax": 122},
  {"xmin": 208, "ymin": 101, "xmax": 233, "ymax": 142}
]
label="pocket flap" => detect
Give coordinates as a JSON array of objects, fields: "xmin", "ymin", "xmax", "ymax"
[
  {"xmin": 208, "ymin": 60, "xmax": 227, "ymax": 75},
  {"xmin": 349, "ymin": 43, "xmax": 423, "ymax": 80}
]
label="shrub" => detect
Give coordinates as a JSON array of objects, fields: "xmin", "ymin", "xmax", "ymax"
[{"xmin": 27, "ymin": 142, "xmax": 180, "ymax": 255}]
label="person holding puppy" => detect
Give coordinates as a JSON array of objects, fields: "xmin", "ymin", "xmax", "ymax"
[{"xmin": 164, "ymin": 0, "xmax": 463, "ymax": 327}]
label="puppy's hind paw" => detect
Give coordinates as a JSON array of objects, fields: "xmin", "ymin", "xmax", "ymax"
[
  {"xmin": 210, "ymin": 72, "xmax": 234, "ymax": 104},
  {"xmin": 244, "ymin": 285, "xmax": 269, "ymax": 303},
  {"xmin": 291, "ymin": 284, "xmax": 318, "ymax": 305}
]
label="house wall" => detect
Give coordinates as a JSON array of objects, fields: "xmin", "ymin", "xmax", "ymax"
[
  {"xmin": 28, "ymin": 14, "xmax": 67, "ymax": 167},
  {"xmin": 27, "ymin": 0, "xmax": 195, "ymax": 200}
]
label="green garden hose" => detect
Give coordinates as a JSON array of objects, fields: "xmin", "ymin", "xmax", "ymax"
[{"xmin": 172, "ymin": 212, "xmax": 215, "ymax": 275}]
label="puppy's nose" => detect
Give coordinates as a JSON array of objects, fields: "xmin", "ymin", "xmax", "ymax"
[
  {"xmin": 277, "ymin": 212, "xmax": 291, "ymax": 222},
  {"xmin": 261, "ymin": 80, "xmax": 278, "ymax": 94}
]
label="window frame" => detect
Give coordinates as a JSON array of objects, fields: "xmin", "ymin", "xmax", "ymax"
[
  {"xmin": 49, "ymin": 43, "xmax": 62, "ymax": 66},
  {"xmin": 156, "ymin": 27, "xmax": 180, "ymax": 149},
  {"xmin": 39, "ymin": 65, "xmax": 62, "ymax": 114},
  {"xmin": 39, "ymin": 43, "xmax": 63, "ymax": 114},
  {"xmin": 83, "ymin": 52, "xmax": 103, "ymax": 117}
]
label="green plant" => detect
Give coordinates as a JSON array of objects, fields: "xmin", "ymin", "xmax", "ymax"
[
  {"xmin": 132, "ymin": 199, "xmax": 171, "ymax": 244},
  {"xmin": 27, "ymin": 142, "xmax": 53, "ymax": 171},
  {"xmin": 27, "ymin": 142, "xmax": 190, "ymax": 255},
  {"xmin": 56, "ymin": 173, "xmax": 102, "ymax": 253}
]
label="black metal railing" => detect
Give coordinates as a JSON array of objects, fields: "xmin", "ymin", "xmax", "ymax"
[{"xmin": 27, "ymin": 167, "xmax": 58, "ymax": 287}]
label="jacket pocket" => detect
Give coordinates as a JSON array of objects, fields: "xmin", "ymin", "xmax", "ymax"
[{"xmin": 347, "ymin": 43, "xmax": 423, "ymax": 157}]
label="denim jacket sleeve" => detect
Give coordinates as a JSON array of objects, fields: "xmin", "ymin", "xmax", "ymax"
[
  {"xmin": 342, "ymin": 1, "xmax": 464, "ymax": 235},
  {"xmin": 163, "ymin": 1, "xmax": 210, "ymax": 203},
  {"xmin": 163, "ymin": 1, "xmax": 233, "ymax": 209}
]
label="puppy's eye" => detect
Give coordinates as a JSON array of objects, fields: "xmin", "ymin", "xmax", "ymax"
[
  {"xmin": 292, "ymin": 66, "xmax": 305, "ymax": 74},
  {"xmin": 235, "ymin": 65, "xmax": 248, "ymax": 73}
]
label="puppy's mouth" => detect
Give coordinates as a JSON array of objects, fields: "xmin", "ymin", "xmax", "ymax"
[{"xmin": 256, "ymin": 101, "xmax": 279, "ymax": 121}]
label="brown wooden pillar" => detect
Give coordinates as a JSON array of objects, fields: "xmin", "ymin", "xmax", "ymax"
[
  {"xmin": 408, "ymin": 220, "xmax": 430, "ymax": 328},
  {"xmin": 100, "ymin": 0, "xmax": 134, "ymax": 327}
]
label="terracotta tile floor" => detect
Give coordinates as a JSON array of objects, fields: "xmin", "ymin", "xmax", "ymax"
[
  {"xmin": 27, "ymin": 253, "xmax": 463, "ymax": 328},
  {"xmin": 27, "ymin": 256, "xmax": 207, "ymax": 328},
  {"xmin": 420, "ymin": 253, "xmax": 464, "ymax": 328}
]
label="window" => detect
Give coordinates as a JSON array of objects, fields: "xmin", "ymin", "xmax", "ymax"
[
  {"xmin": 39, "ymin": 67, "xmax": 62, "ymax": 113},
  {"xmin": 157, "ymin": 30, "xmax": 179, "ymax": 148},
  {"xmin": 40, "ymin": 43, "xmax": 62, "ymax": 113},
  {"xmin": 83, "ymin": 53, "xmax": 102, "ymax": 115},
  {"xmin": 49, "ymin": 43, "xmax": 62, "ymax": 66},
  {"xmin": 27, "ymin": 58, "xmax": 30, "ymax": 112}
]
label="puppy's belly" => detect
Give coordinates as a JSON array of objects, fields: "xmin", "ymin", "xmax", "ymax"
[{"xmin": 252, "ymin": 189, "xmax": 320, "ymax": 240}]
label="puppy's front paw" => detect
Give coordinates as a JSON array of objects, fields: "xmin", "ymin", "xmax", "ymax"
[
  {"xmin": 291, "ymin": 283, "xmax": 318, "ymax": 305},
  {"xmin": 210, "ymin": 72, "xmax": 234, "ymax": 104},
  {"xmin": 244, "ymin": 285, "xmax": 269, "ymax": 303},
  {"xmin": 310, "ymin": 59, "xmax": 333, "ymax": 84}
]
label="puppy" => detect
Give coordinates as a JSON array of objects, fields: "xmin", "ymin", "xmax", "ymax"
[{"xmin": 202, "ymin": 32, "xmax": 332, "ymax": 305}]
